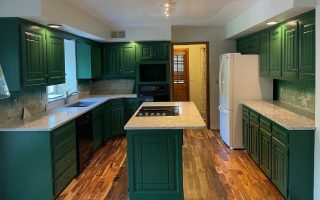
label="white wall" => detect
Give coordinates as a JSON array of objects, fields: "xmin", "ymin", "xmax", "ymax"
[
  {"xmin": 0, "ymin": 0, "xmax": 41, "ymax": 17},
  {"xmin": 171, "ymin": 26, "xmax": 236, "ymax": 129},
  {"xmin": 314, "ymin": 1, "xmax": 320, "ymax": 199}
]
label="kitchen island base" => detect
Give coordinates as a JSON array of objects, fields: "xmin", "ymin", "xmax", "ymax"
[{"xmin": 126, "ymin": 129, "xmax": 184, "ymax": 200}]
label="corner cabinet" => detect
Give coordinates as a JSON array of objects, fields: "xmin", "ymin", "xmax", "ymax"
[
  {"xmin": 76, "ymin": 40, "xmax": 102, "ymax": 79},
  {"xmin": 102, "ymin": 43, "xmax": 136, "ymax": 78},
  {"xmin": 0, "ymin": 18, "xmax": 67, "ymax": 91},
  {"xmin": 0, "ymin": 120, "xmax": 77, "ymax": 200},
  {"xmin": 242, "ymin": 105, "xmax": 314, "ymax": 199},
  {"xmin": 136, "ymin": 42, "xmax": 170, "ymax": 61}
]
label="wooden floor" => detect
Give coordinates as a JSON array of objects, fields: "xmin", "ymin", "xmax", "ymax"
[{"xmin": 57, "ymin": 129, "xmax": 284, "ymax": 200}]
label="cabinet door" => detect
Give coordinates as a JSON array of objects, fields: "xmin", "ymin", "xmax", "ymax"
[
  {"xmin": 249, "ymin": 121, "xmax": 260, "ymax": 164},
  {"xmin": 103, "ymin": 103, "xmax": 111, "ymax": 142},
  {"xmin": 138, "ymin": 43, "xmax": 169, "ymax": 61},
  {"xmin": 269, "ymin": 26, "xmax": 282, "ymax": 78},
  {"xmin": 259, "ymin": 128, "xmax": 272, "ymax": 178},
  {"xmin": 248, "ymin": 34, "xmax": 259, "ymax": 53},
  {"xmin": 119, "ymin": 44, "xmax": 135, "ymax": 74},
  {"xmin": 153, "ymin": 43, "xmax": 169, "ymax": 60},
  {"xmin": 46, "ymin": 31, "xmax": 65, "ymax": 85},
  {"xmin": 76, "ymin": 41, "xmax": 92, "ymax": 79},
  {"xmin": 110, "ymin": 104, "xmax": 125, "ymax": 137},
  {"xmin": 272, "ymin": 137, "xmax": 288, "ymax": 198},
  {"xmin": 91, "ymin": 44, "xmax": 102, "ymax": 78},
  {"xmin": 282, "ymin": 21, "xmax": 299, "ymax": 79},
  {"xmin": 299, "ymin": 14, "xmax": 315, "ymax": 80},
  {"xmin": 259, "ymin": 31, "xmax": 270, "ymax": 76},
  {"xmin": 105, "ymin": 45, "xmax": 119, "ymax": 75},
  {"xmin": 242, "ymin": 116, "xmax": 250, "ymax": 151},
  {"xmin": 126, "ymin": 98, "xmax": 138, "ymax": 123},
  {"xmin": 20, "ymin": 25, "xmax": 47, "ymax": 87},
  {"xmin": 92, "ymin": 114, "xmax": 103, "ymax": 151}
]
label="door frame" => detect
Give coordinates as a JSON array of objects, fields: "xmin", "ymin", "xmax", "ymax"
[
  {"xmin": 171, "ymin": 42, "xmax": 210, "ymax": 128},
  {"xmin": 173, "ymin": 48, "xmax": 190, "ymax": 101}
]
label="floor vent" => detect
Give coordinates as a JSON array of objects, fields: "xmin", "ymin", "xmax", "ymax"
[{"xmin": 111, "ymin": 31, "xmax": 126, "ymax": 39}]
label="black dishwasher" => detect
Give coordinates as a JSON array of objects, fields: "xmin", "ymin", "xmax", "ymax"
[{"xmin": 76, "ymin": 112, "xmax": 93, "ymax": 173}]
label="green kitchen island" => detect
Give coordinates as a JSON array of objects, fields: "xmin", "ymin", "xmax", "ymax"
[{"xmin": 124, "ymin": 102, "xmax": 206, "ymax": 200}]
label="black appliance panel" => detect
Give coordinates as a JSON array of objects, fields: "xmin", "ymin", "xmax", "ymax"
[{"xmin": 139, "ymin": 63, "xmax": 167, "ymax": 82}]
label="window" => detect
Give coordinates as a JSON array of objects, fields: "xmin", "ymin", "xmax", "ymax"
[{"xmin": 47, "ymin": 39, "xmax": 77, "ymax": 101}]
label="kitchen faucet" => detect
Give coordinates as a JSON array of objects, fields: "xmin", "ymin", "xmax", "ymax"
[{"xmin": 65, "ymin": 91, "xmax": 80, "ymax": 104}]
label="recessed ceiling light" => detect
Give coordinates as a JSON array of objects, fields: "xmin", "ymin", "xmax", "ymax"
[
  {"xmin": 30, "ymin": 25, "xmax": 40, "ymax": 30},
  {"xmin": 48, "ymin": 24, "xmax": 62, "ymax": 29},
  {"xmin": 266, "ymin": 21, "xmax": 278, "ymax": 26}
]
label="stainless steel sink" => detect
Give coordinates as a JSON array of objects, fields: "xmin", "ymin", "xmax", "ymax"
[{"xmin": 67, "ymin": 101, "xmax": 96, "ymax": 107}]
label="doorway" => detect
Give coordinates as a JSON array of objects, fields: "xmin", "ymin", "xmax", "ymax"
[{"xmin": 172, "ymin": 42, "xmax": 210, "ymax": 128}]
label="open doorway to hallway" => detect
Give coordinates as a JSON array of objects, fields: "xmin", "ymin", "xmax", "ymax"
[{"xmin": 172, "ymin": 42, "xmax": 210, "ymax": 128}]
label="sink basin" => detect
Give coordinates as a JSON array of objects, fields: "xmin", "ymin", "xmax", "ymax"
[{"xmin": 67, "ymin": 101, "xmax": 96, "ymax": 107}]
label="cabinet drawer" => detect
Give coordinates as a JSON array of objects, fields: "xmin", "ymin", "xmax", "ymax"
[
  {"xmin": 272, "ymin": 124, "xmax": 288, "ymax": 145},
  {"xmin": 92, "ymin": 104, "xmax": 105, "ymax": 118},
  {"xmin": 249, "ymin": 110, "xmax": 260, "ymax": 124},
  {"xmin": 54, "ymin": 148, "xmax": 77, "ymax": 179},
  {"xmin": 53, "ymin": 136, "xmax": 76, "ymax": 161},
  {"xmin": 110, "ymin": 99, "xmax": 124, "ymax": 106},
  {"xmin": 260, "ymin": 116, "xmax": 272, "ymax": 132},
  {"xmin": 242, "ymin": 106, "xmax": 249, "ymax": 117},
  {"xmin": 52, "ymin": 121, "xmax": 76, "ymax": 147},
  {"xmin": 54, "ymin": 162, "xmax": 77, "ymax": 197}
]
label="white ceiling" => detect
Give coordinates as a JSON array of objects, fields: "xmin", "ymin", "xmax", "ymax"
[{"xmin": 68, "ymin": 0, "xmax": 259, "ymax": 28}]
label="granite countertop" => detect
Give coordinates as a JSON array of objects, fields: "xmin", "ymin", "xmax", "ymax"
[
  {"xmin": 242, "ymin": 100, "xmax": 315, "ymax": 130},
  {"xmin": 0, "ymin": 94, "xmax": 137, "ymax": 132},
  {"xmin": 124, "ymin": 102, "xmax": 206, "ymax": 130}
]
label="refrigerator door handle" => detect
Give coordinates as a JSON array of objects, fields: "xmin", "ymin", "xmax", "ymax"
[
  {"xmin": 219, "ymin": 60, "xmax": 223, "ymax": 96},
  {"xmin": 218, "ymin": 106, "xmax": 229, "ymax": 113}
]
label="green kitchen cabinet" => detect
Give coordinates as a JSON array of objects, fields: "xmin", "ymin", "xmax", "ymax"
[
  {"xmin": 92, "ymin": 105, "xmax": 105, "ymax": 150},
  {"xmin": 299, "ymin": 13, "xmax": 315, "ymax": 80},
  {"xmin": 103, "ymin": 43, "xmax": 136, "ymax": 78},
  {"xmin": 242, "ymin": 111, "xmax": 250, "ymax": 151},
  {"xmin": 126, "ymin": 98, "xmax": 138, "ymax": 122},
  {"xmin": 46, "ymin": 30, "xmax": 66, "ymax": 85},
  {"xmin": 269, "ymin": 26, "xmax": 282, "ymax": 78},
  {"xmin": 271, "ymin": 137, "xmax": 288, "ymax": 198},
  {"xmin": 249, "ymin": 121, "xmax": 260, "ymax": 164},
  {"xmin": 76, "ymin": 40, "xmax": 102, "ymax": 79},
  {"xmin": 20, "ymin": 24, "xmax": 47, "ymax": 87},
  {"xmin": 110, "ymin": 99, "xmax": 125, "ymax": 137},
  {"xmin": 259, "ymin": 30, "xmax": 270, "ymax": 76},
  {"xmin": 136, "ymin": 42, "xmax": 170, "ymax": 61},
  {"xmin": 259, "ymin": 127, "xmax": 272, "ymax": 178},
  {"xmin": 0, "ymin": 120, "xmax": 77, "ymax": 200},
  {"xmin": 126, "ymin": 129, "xmax": 183, "ymax": 200},
  {"xmin": 242, "ymin": 105, "xmax": 314, "ymax": 199},
  {"xmin": 236, "ymin": 34, "xmax": 259, "ymax": 54},
  {"xmin": 282, "ymin": 20, "xmax": 299, "ymax": 79},
  {"xmin": 103, "ymin": 102, "xmax": 112, "ymax": 142}
]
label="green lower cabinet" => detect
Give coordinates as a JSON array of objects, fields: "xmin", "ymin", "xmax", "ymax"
[
  {"xmin": 259, "ymin": 128, "xmax": 272, "ymax": 178},
  {"xmin": 126, "ymin": 98, "xmax": 138, "ymax": 122},
  {"xmin": 271, "ymin": 137, "xmax": 288, "ymax": 198},
  {"xmin": 242, "ymin": 116, "xmax": 250, "ymax": 151},
  {"xmin": 110, "ymin": 99, "xmax": 125, "ymax": 137},
  {"xmin": 0, "ymin": 120, "xmax": 77, "ymax": 200},
  {"xmin": 126, "ymin": 129, "xmax": 183, "ymax": 200},
  {"xmin": 103, "ymin": 102, "xmax": 112, "ymax": 142},
  {"xmin": 249, "ymin": 121, "xmax": 260, "ymax": 164},
  {"xmin": 92, "ymin": 105, "xmax": 105, "ymax": 150}
]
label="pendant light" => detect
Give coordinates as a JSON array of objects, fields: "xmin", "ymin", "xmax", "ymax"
[{"xmin": 0, "ymin": 64, "xmax": 10, "ymax": 99}]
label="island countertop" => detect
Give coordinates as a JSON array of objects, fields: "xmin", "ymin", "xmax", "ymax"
[{"xmin": 124, "ymin": 102, "xmax": 206, "ymax": 130}]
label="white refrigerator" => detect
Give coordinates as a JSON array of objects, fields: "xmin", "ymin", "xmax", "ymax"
[{"xmin": 218, "ymin": 53, "xmax": 273, "ymax": 149}]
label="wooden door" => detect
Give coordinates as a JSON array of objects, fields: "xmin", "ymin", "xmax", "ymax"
[{"xmin": 173, "ymin": 49, "xmax": 189, "ymax": 101}]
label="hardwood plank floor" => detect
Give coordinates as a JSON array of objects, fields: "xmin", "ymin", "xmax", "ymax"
[{"xmin": 57, "ymin": 129, "xmax": 284, "ymax": 200}]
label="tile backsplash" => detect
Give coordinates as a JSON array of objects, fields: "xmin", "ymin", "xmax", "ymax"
[
  {"xmin": 0, "ymin": 86, "xmax": 47, "ymax": 124},
  {"xmin": 78, "ymin": 79, "xmax": 135, "ymax": 95},
  {"xmin": 275, "ymin": 80, "xmax": 315, "ymax": 114}
]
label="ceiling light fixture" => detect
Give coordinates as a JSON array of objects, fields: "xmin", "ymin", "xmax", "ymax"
[
  {"xmin": 161, "ymin": 1, "xmax": 175, "ymax": 17},
  {"xmin": 48, "ymin": 24, "xmax": 62, "ymax": 29},
  {"xmin": 266, "ymin": 21, "xmax": 278, "ymax": 26}
]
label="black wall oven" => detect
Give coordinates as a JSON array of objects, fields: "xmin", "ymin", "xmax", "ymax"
[{"xmin": 76, "ymin": 112, "xmax": 93, "ymax": 173}]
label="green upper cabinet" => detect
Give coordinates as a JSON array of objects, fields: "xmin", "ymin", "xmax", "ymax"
[
  {"xmin": 0, "ymin": 18, "xmax": 67, "ymax": 91},
  {"xmin": 282, "ymin": 20, "xmax": 299, "ymax": 79},
  {"xmin": 136, "ymin": 42, "xmax": 170, "ymax": 61},
  {"xmin": 299, "ymin": 13, "xmax": 315, "ymax": 80},
  {"xmin": 20, "ymin": 24, "xmax": 47, "ymax": 87},
  {"xmin": 76, "ymin": 40, "xmax": 102, "ymax": 79},
  {"xmin": 269, "ymin": 26, "xmax": 282, "ymax": 78},
  {"xmin": 236, "ymin": 34, "xmax": 259, "ymax": 54},
  {"xmin": 259, "ymin": 30, "xmax": 270, "ymax": 76},
  {"xmin": 46, "ymin": 31, "xmax": 66, "ymax": 85},
  {"xmin": 103, "ymin": 43, "xmax": 136, "ymax": 78}
]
